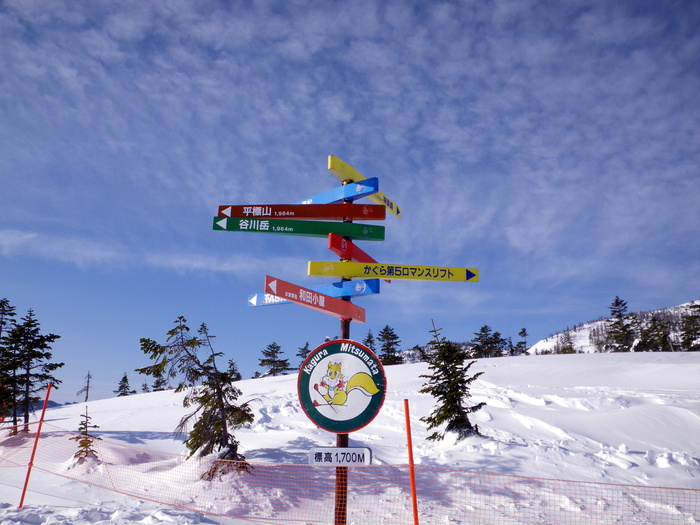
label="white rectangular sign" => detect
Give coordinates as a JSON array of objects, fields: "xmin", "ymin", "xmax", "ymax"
[{"xmin": 309, "ymin": 447, "xmax": 372, "ymax": 466}]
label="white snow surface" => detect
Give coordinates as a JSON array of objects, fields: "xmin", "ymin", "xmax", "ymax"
[{"xmin": 1, "ymin": 352, "xmax": 699, "ymax": 524}]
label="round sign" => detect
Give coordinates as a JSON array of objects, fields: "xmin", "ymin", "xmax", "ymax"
[{"xmin": 298, "ymin": 339, "xmax": 386, "ymax": 433}]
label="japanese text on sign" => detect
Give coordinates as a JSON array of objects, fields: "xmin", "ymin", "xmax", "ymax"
[
  {"xmin": 308, "ymin": 447, "xmax": 372, "ymax": 466},
  {"xmin": 242, "ymin": 206, "xmax": 273, "ymax": 217},
  {"xmin": 379, "ymin": 195, "xmax": 395, "ymax": 213},
  {"xmin": 308, "ymin": 261, "xmax": 478, "ymax": 282},
  {"xmin": 280, "ymin": 289, "xmax": 326, "ymax": 308},
  {"xmin": 363, "ymin": 265, "xmax": 454, "ymax": 279},
  {"xmin": 238, "ymin": 219, "xmax": 270, "ymax": 231}
]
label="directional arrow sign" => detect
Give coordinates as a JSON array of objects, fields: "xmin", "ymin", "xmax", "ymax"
[
  {"xmin": 328, "ymin": 233, "xmax": 391, "ymax": 283},
  {"xmin": 308, "ymin": 261, "xmax": 479, "ymax": 282},
  {"xmin": 264, "ymin": 276, "xmax": 365, "ymax": 322},
  {"xmin": 328, "ymin": 156, "xmax": 402, "ymax": 218},
  {"xmin": 248, "ymin": 293, "xmax": 289, "ymax": 307},
  {"xmin": 328, "ymin": 233, "xmax": 382, "ymax": 264},
  {"xmin": 213, "ymin": 217, "xmax": 385, "ymax": 241},
  {"xmin": 217, "ymin": 203, "xmax": 385, "ymax": 221},
  {"xmin": 295, "ymin": 178, "xmax": 379, "ymax": 205},
  {"xmin": 248, "ymin": 279, "xmax": 381, "ymax": 307}
]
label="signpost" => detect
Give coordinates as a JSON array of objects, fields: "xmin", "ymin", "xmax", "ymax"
[
  {"xmin": 213, "ymin": 217, "xmax": 385, "ymax": 241},
  {"xmin": 211, "ymin": 155, "xmax": 479, "ymax": 525},
  {"xmin": 328, "ymin": 156, "xmax": 402, "ymax": 218},
  {"xmin": 327, "ymin": 233, "xmax": 391, "ymax": 283},
  {"xmin": 264, "ymin": 276, "xmax": 366, "ymax": 323},
  {"xmin": 248, "ymin": 279, "xmax": 380, "ymax": 307},
  {"xmin": 328, "ymin": 233, "xmax": 383, "ymax": 264},
  {"xmin": 308, "ymin": 261, "xmax": 479, "ymax": 282},
  {"xmin": 295, "ymin": 177, "xmax": 379, "ymax": 205},
  {"xmin": 218, "ymin": 203, "xmax": 386, "ymax": 221}
]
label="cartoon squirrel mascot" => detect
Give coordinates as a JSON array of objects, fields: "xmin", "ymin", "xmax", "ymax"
[{"xmin": 314, "ymin": 361, "xmax": 380, "ymax": 406}]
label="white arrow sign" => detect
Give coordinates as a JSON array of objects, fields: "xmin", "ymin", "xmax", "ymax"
[{"xmin": 268, "ymin": 279, "xmax": 278, "ymax": 295}]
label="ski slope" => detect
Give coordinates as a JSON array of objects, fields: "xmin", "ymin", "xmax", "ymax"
[{"xmin": 1, "ymin": 352, "xmax": 699, "ymax": 523}]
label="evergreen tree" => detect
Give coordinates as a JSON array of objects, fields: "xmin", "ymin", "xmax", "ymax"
[
  {"xmin": 259, "ymin": 342, "xmax": 293, "ymax": 376},
  {"xmin": 0, "ymin": 298, "xmax": 15, "ymax": 332},
  {"xmin": 362, "ymin": 330, "xmax": 377, "ymax": 353},
  {"xmin": 589, "ymin": 323, "xmax": 609, "ymax": 353},
  {"xmin": 3, "ymin": 310, "xmax": 63, "ymax": 429},
  {"xmin": 141, "ymin": 381, "xmax": 151, "ymax": 393},
  {"xmin": 136, "ymin": 317, "xmax": 254, "ymax": 475},
  {"xmin": 70, "ymin": 406, "xmax": 100, "ymax": 464},
  {"xmin": 227, "ymin": 359, "xmax": 243, "ymax": 382},
  {"xmin": 417, "ymin": 344, "xmax": 431, "ymax": 362},
  {"xmin": 555, "ymin": 331, "xmax": 576, "ymax": 354},
  {"xmin": 377, "ymin": 325, "xmax": 403, "ymax": 365},
  {"xmin": 504, "ymin": 336, "xmax": 514, "ymax": 356},
  {"xmin": 0, "ymin": 298, "xmax": 18, "ymax": 422},
  {"xmin": 151, "ymin": 370, "xmax": 170, "ymax": 391},
  {"xmin": 296, "ymin": 341, "xmax": 311, "ymax": 367},
  {"xmin": 513, "ymin": 328, "xmax": 529, "ymax": 356},
  {"xmin": 420, "ymin": 322, "xmax": 485, "ymax": 441},
  {"xmin": 607, "ymin": 297, "xmax": 636, "ymax": 352},
  {"xmin": 405, "ymin": 344, "xmax": 429, "ymax": 363},
  {"xmin": 680, "ymin": 303, "xmax": 700, "ymax": 351},
  {"xmin": 470, "ymin": 326, "xmax": 509, "ymax": 358},
  {"xmin": 76, "ymin": 371, "xmax": 93, "ymax": 402},
  {"xmin": 637, "ymin": 316, "xmax": 673, "ymax": 352},
  {"xmin": 114, "ymin": 373, "xmax": 137, "ymax": 396}
]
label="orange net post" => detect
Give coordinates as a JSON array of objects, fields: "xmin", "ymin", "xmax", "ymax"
[
  {"xmin": 19, "ymin": 382, "xmax": 53, "ymax": 509},
  {"xmin": 404, "ymin": 399, "xmax": 419, "ymax": 525}
]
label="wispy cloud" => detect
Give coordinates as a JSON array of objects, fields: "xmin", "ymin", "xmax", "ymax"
[
  {"xmin": 0, "ymin": 229, "xmax": 123, "ymax": 267},
  {"xmin": 0, "ymin": 228, "xmax": 310, "ymax": 283},
  {"xmin": 1, "ymin": 0, "xmax": 698, "ymax": 329},
  {"xmin": 2, "ymin": 0, "xmax": 699, "ymax": 401}
]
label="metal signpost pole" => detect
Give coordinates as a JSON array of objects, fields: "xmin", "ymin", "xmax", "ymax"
[
  {"xmin": 335, "ymin": 315, "xmax": 351, "ymax": 525},
  {"xmin": 335, "ymin": 430, "xmax": 349, "ymax": 525},
  {"xmin": 335, "ymin": 181, "xmax": 353, "ymax": 525}
]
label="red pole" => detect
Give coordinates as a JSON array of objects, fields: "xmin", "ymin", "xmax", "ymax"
[
  {"xmin": 335, "ymin": 317, "xmax": 351, "ymax": 525},
  {"xmin": 335, "ymin": 207, "xmax": 352, "ymax": 525},
  {"xmin": 18, "ymin": 383, "xmax": 53, "ymax": 509},
  {"xmin": 404, "ymin": 399, "xmax": 420, "ymax": 525}
]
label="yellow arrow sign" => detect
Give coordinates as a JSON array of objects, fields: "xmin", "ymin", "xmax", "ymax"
[
  {"xmin": 328, "ymin": 155, "xmax": 402, "ymax": 218},
  {"xmin": 308, "ymin": 261, "xmax": 479, "ymax": 283}
]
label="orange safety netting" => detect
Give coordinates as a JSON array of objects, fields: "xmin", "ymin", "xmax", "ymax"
[{"xmin": 1, "ymin": 422, "xmax": 698, "ymax": 524}]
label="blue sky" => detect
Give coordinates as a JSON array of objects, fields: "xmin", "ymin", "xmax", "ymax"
[{"xmin": 1, "ymin": 1, "xmax": 699, "ymax": 403}]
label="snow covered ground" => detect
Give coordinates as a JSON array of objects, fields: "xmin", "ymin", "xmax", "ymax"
[{"xmin": 1, "ymin": 351, "xmax": 699, "ymax": 524}]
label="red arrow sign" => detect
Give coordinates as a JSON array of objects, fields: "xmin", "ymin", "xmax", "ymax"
[
  {"xmin": 328, "ymin": 233, "xmax": 391, "ymax": 283},
  {"xmin": 264, "ymin": 275, "xmax": 366, "ymax": 323},
  {"xmin": 218, "ymin": 203, "xmax": 385, "ymax": 221}
]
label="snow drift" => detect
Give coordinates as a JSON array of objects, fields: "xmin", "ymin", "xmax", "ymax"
[{"xmin": 1, "ymin": 352, "xmax": 699, "ymax": 524}]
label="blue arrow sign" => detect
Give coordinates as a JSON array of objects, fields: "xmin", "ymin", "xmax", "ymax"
[
  {"xmin": 248, "ymin": 279, "xmax": 381, "ymax": 307},
  {"xmin": 295, "ymin": 178, "xmax": 379, "ymax": 205}
]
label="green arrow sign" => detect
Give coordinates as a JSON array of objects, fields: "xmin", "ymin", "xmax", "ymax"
[{"xmin": 213, "ymin": 217, "xmax": 385, "ymax": 241}]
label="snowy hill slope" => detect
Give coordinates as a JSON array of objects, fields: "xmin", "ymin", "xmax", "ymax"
[
  {"xmin": 529, "ymin": 299, "xmax": 700, "ymax": 355},
  {"xmin": 1, "ymin": 352, "xmax": 699, "ymax": 524}
]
